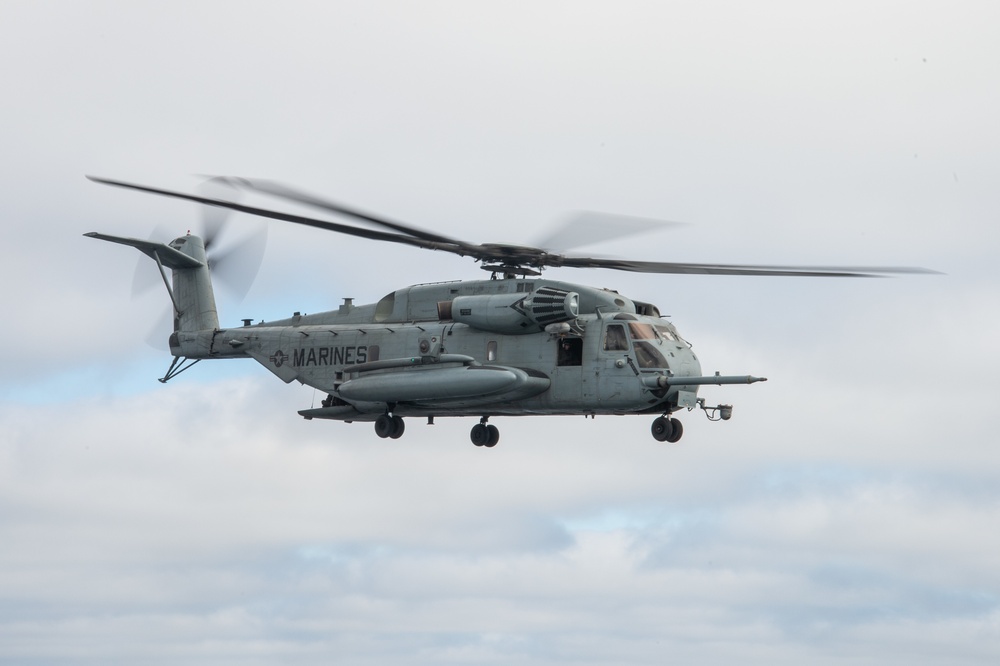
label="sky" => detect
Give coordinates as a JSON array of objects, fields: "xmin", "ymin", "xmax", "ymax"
[{"xmin": 2, "ymin": 1, "xmax": 999, "ymax": 663}]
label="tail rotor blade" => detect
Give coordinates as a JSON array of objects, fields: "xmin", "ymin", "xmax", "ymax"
[
  {"xmin": 194, "ymin": 176, "xmax": 267, "ymax": 302},
  {"xmin": 197, "ymin": 176, "xmax": 242, "ymax": 249},
  {"xmin": 145, "ymin": 307, "xmax": 175, "ymax": 350},
  {"xmin": 209, "ymin": 225, "xmax": 268, "ymax": 303},
  {"xmin": 131, "ymin": 224, "xmax": 174, "ymax": 298},
  {"xmin": 131, "ymin": 257, "xmax": 160, "ymax": 297}
]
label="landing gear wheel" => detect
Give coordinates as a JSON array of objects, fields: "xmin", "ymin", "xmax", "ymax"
[
  {"xmin": 665, "ymin": 418, "xmax": 683, "ymax": 443},
  {"xmin": 375, "ymin": 414, "xmax": 394, "ymax": 439},
  {"xmin": 651, "ymin": 416, "xmax": 673, "ymax": 442},
  {"xmin": 389, "ymin": 415, "xmax": 405, "ymax": 439},
  {"xmin": 470, "ymin": 423, "xmax": 490, "ymax": 447},
  {"xmin": 484, "ymin": 424, "xmax": 500, "ymax": 448}
]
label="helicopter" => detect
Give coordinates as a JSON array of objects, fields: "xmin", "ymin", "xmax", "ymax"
[{"xmin": 85, "ymin": 176, "xmax": 935, "ymax": 447}]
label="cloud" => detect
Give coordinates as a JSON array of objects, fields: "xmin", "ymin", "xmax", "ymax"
[
  {"xmin": 3, "ymin": 375, "xmax": 1000, "ymax": 663},
  {"xmin": 2, "ymin": 1, "xmax": 1000, "ymax": 663}
]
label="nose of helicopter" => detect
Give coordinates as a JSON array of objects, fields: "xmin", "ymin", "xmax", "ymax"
[{"xmin": 677, "ymin": 346, "xmax": 702, "ymax": 378}]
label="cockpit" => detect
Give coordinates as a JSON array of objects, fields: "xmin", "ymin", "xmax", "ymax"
[{"xmin": 603, "ymin": 317, "xmax": 688, "ymax": 369}]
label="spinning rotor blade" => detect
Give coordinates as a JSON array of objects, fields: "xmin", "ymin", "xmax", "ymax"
[
  {"xmin": 536, "ymin": 211, "xmax": 685, "ymax": 253},
  {"xmin": 194, "ymin": 177, "xmax": 268, "ymax": 302},
  {"xmin": 130, "ymin": 224, "xmax": 175, "ymax": 298},
  {"xmin": 87, "ymin": 176, "xmax": 467, "ymax": 256},
  {"xmin": 554, "ymin": 256, "xmax": 938, "ymax": 277},
  {"xmin": 145, "ymin": 307, "xmax": 175, "ymax": 350},
  {"xmin": 131, "ymin": 255, "xmax": 161, "ymax": 297},
  {"xmin": 89, "ymin": 176, "xmax": 938, "ymax": 278},
  {"xmin": 215, "ymin": 177, "xmax": 470, "ymax": 247},
  {"xmin": 208, "ymin": 225, "xmax": 269, "ymax": 302},
  {"xmin": 197, "ymin": 176, "xmax": 241, "ymax": 249}
]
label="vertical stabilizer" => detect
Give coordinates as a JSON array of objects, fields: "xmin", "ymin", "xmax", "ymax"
[
  {"xmin": 166, "ymin": 235, "xmax": 220, "ymax": 333},
  {"xmin": 84, "ymin": 231, "xmax": 221, "ymax": 337}
]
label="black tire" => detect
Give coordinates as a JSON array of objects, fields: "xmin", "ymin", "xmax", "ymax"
[
  {"xmin": 375, "ymin": 414, "xmax": 394, "ymax": 439},
  {"xmin": 485, "ymin": 424, "xmax": 500, "ymax": 448},
  {"xmin": 470, "ymin": 423, "xmax": 489, "ymax": 447},
  {"xmin": 389, "ymin": 415, "xmax": 405, "ymax": 439},
  {"xmin": 651, "ymin": 416, "xmax": 673, "ymax": 442},
  {"xmin": 666, "ymin": 418, "xmax": 683, "ymax": 443}
]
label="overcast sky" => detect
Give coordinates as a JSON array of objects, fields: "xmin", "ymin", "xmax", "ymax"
[{"xmin": 2, "ymin": 1, "xmax": 999, "ymax": 664}]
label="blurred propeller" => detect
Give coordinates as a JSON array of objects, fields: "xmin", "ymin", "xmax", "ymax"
[
  {"xmin": 130, "ymin": 223, "xmax": 172, "ymax": 298},
  {"xmin": 207, "ymin": 224, "xmax": 268, "ymax": 302},
  {"xmin": 88, "ymin": 175, "xmax": 939, "ymax": 278},
  {"xmin": 113, "ymin": 176, "xmax": 268, "ymax": 348},
  {"xmin": 219, "ymin": 177, "xmax": 470, "ymax": 246},
  {"xmin": 192, "ymin": 176, "xmax": 269, "ymax": 301},
  {"xmin": 198, "ymin": 176, "xmax": 235, "ymax": 249},
  {"xmin": 145, "ymin": 307, "xmax": 175, "ymax": 349},
  {"xmin": 535, "ymin": 211, "xmax": 685, "ymax": 253}
]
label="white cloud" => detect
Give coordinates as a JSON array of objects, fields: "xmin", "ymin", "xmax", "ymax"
[{"xmin": 2, "ymin": 1, "xmax": 999, "ymax": 663}]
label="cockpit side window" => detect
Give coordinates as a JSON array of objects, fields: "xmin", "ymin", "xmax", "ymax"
[
  {"xmin": 604, "ymin": 324, "xmax": 629, "ymax": 351},
  {"xmin": 654, "ymin": 324, "xmax": 678, "ymax": 342}
]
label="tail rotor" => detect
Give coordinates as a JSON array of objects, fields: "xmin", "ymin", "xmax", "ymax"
[
  {"xmin": 196, "ymin": 176, "xmax": 269, "ymax": 303},
  {"xmin": 100, "ymin": 176, "xmax": 268, "ymax": 349}
]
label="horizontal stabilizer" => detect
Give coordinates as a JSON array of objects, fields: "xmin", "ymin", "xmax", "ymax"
[{"xmin": 84, "ymin": 232, "xmax": 203, "ymax": 269}]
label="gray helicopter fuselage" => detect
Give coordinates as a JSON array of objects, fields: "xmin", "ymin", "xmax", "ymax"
[{"xmin": 175, "ymin": 277, "xmax": 705, "ymax": 420}]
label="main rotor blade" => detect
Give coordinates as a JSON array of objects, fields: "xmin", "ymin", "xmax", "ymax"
[
  {"xmin": 217, "ymin": 177, "xmax": 471, "ymax": 248},
  {"xmin": 89, "ymin": 176, "xmax": 940, "ymax": 278},
  {"xmin": 87, "ymin": 176, "xmax": 469, "ymax": 257},
  {"xmin": 555, "ymin": 256, "xmax": 940, "ymax": 277},
  {"xmin": 535, "ymin": 211, "xmax": 685, "ymax": 253}
]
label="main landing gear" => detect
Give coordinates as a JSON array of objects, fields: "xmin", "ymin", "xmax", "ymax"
[
  {"xmin": 651, "ymin": 416, "xmax": 683, "ymax": 443},
  {"xmin": 374, "ymin": 413, "xmax": 405, "ymax": 439},
  {"xmin": 372, "ymin": 413, "xmax": 500, "ymax": 447},
  {"xmin": 470, "ymin": 418, "xmax": 500, "ymax": 448}
]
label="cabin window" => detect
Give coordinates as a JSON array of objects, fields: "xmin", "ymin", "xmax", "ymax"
[
  {"xmin": 367, "ymin": 345, "xmax": 380, "ymax": 362},
  {"xmin": 557, "ymin": 338, "xmax": 583, "ymax": 366},
  {"xmin": 604, "ymin": 324, "xmax": 629, "ymax": 351},
  {"xmin": 487, "ymin": 340, "xmax": 498, "ymax": 362}
]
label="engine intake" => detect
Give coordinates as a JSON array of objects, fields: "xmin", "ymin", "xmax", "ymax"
[{"xmin": 442, "ymin": 287, "xmax": 579, "ymax": 334}]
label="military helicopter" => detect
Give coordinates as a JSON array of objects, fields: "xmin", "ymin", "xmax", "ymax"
[{"xmin": 85, "ymin": 176, "xmax": 934, "ymax": 447}]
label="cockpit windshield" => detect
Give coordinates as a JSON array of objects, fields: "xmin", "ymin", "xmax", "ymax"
[
  {"xmin": 604, "ymin": 321, "xmax": 687, "ymax": 369},
  {"xmin": 627, "ymin": 323, "xmax": 668, "ymax": 368},
  {"xmin": 627, "ymin": 322, "xmax": 657, "ymax": 340}
]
